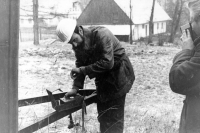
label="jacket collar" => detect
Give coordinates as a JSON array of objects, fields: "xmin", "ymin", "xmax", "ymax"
[{"xmin": 81, "ymin": 26, "xmax": 94, "ymax": 50}]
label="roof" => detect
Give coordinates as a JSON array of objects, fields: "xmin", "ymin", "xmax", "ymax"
[
  {"xmin": 77, "ymin": 0, "xmax": 132, "ymax": 25},
  {"xmin": 78, "ymin": 0, "xmax": 171, "ymax": 25},
  {"xmin": 114, "ymin": 0, "xmax": 171, "ymax": 24}
]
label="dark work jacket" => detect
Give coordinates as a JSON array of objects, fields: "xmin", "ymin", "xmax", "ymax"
[
  {"xmin": 169, "ymin": 37, "xmax": 200, "ymax": 133},
  {"xmin": 72, "ymin": 26, "xmax": 135, "ymax": 102}
]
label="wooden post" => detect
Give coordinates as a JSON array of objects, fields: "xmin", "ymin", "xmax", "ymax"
[
  {"xmin": 33, "ymin": 0, "xmax": 39, "ymax": 45},
  {"xmin": 129, "ymin": 0, "xmax": 133, "ymax": 44},
  {"xmin": 39, "ymin": 27, "xmax": 42, "ymax": 40},
  {"xmin": 0, "ymin": 0, "xmax": 19, "ymax": 132}
]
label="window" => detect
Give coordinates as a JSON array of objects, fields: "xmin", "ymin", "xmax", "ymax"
[
  {"xmin": 157, "ymin": 23, "xmax": 159, "ymax": 29},
  {"xmin": 161, "ymin": 23, "xmax": 164, "ymax": 29},
  {"xmin": 145, "ymin": 25, "xmax": 148, "ymax": 36},
  {"xmin": 28, "ymin": 18, "xmax": 32, "ymax": 24},
  {"xmin": 142, "ymin": 24, "xmax": 145, "ymax": 29},
  {"xmin": 49, "ymin": 19, "xmax": 52, "ymax": 23}
]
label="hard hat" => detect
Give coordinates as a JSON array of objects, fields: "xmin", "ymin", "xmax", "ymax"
[{"xmin": 56, "ymin": 18, "xmax": 77, "ymax": 43}]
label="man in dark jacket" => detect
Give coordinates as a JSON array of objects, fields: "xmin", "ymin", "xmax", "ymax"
[
  {"xmin": 169, "ymin": 1, "xmax": 200, "ymax": 132},
  {"xmin": 56, "ymin": 19, "xmax": 135, "ymax": 133}
]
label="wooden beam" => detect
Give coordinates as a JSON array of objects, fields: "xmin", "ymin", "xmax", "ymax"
[
  {"xmin": 19, "ymin": 93, "xmax": 97, "ymax": 133},
  {"xmin": 0, "ymin": 0, "xmax": 19, "ymax": 132},
  {"xmin": 18, "ymin": 89, "xmax": 96, "ymax": 107}
]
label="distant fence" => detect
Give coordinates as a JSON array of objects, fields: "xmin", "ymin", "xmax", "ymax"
[
  {"xmin": 19, "ymin": 26, "xmax": 57, "ymax": 42},
  {"xmin": 19, "ymin": 26, "xmax": 131, "ymax": 43}
]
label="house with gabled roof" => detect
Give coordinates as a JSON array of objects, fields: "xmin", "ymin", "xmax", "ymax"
[{"xmin": 77, "ymin": 0, "xmax": 171, "ymax": 41}]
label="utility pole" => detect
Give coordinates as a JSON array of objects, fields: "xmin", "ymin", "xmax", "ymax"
[
  {"xmin": 129, "ymin": 0, "xmax": 133, "ymax": 44},
  {"xmin": 33, "ymin": 0, "xmax": 39, "ymax": 45},
  {"xmin": 0, "ymin": 0, "xmax": 19, "ymax": 132}
]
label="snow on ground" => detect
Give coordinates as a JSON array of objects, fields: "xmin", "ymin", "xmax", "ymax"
[{"xmin": 18, "ymin": 40, "xmax": 184, "ymax": 133}]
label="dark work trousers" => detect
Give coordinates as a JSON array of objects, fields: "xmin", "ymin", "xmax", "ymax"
[{"xmin": 97, "ymin": 95, "xmax": 126, "ymax": 133}]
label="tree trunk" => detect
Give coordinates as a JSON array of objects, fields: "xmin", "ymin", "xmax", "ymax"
[
  {"xmin": 129, "ymin": 0, "xmax": 133, "ymax": 44},
  {"xmin": 148, "ymin": 0, "xmax": 156, "ymax": 44},
  {"xmin": 169, "ymin": 0, "xmax": 183, "ymax": 43},
  {"xmin": 174, "ymin": 1, "xmax": 183, "ymax": 35},
  {"xmin": 33, "ymin": 0, "xmax": 39, "ymax": 45}
]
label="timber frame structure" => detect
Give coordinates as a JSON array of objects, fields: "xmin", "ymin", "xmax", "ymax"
[
  {"xmin": 0, "ymin": 0, "xmax": 19, "ymax": 132},
  {"xmin": 18, "ymin": 89, "xmax": 97, "ymax": 133}
]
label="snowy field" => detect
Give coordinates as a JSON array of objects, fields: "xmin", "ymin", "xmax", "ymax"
[{"xmin": 18, "ymin": 40, "xmax": 184, "ymax": 133}]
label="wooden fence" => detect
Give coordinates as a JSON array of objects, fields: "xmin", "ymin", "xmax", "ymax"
[{"xmin": 19, "ymin": 26, "xmax": 57, "ymax": 42}]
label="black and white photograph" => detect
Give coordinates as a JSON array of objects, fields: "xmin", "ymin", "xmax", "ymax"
[{"xmin": 1, "ymin": 0, "xmax": 200, "ymax": 132}]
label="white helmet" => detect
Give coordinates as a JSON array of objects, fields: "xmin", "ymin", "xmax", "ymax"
[{"xmin": 56, "ymin": 18, "xmax": 77, "ymax": 43}]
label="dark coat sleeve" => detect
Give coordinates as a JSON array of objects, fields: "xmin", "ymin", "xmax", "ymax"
[
  {"xmin": 72, "ymin": 59, "xmax": 86, "ymax": 90},
  {"xmin": 81, "ymin": 29, "xmax": 114, "ymax": 79},
  {"xmin": 169, "ymin": 45, "xmax": 200, "ymax": 95}
]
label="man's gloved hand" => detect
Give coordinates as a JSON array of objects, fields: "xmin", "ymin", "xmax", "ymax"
[
  {"xmin": 65, "ymin": 88, "xmax": 78, "ymax": 99},
  {"xmin": 70, "ymin": 67, "xmax": 83, "ymax": 79}
]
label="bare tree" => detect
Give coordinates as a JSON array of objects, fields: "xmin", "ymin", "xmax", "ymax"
[
  {"xmin": 33, "ymin": 0, "xmax": 39, "ymax": 45},
  {"xmin": 169, "ymin": 0, "xmax": 184, "ymax": 43},
  {"xmin": 129, "ymin": 0, "xmax": 133, "ymax": 44},
  {"xmin": 148, "ymin": 0, "xmax": 156, "ymax": 44},
  {"xmin": 21, "ymin": 0, "xmax": 72, "ymax": 43},
  {"xmin": 157, "ymin": 0, "xmax": 167, "ymax": 10}
]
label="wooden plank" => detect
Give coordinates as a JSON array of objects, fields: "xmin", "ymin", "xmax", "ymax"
[
  {"xmin": 0, "ymin": 45, "xmax": 9, "ymax": 132},
  {"xmin": 0, "ymin": 0, "xmax": 19, "ymax": 132},
  {"xmin": 19, "ymin": 93, "xmax": 97, "ymax": 133},
  {"xmin": 8, "ymin": 0, "xmax": 19, "ymax": 132},
  {"xmin": 18, "ymin": 89, "xmax": 96, "ymax": 107},
  {"xmin": 18, "ymin": 92, "xmax": 65, "ymax": 107}
]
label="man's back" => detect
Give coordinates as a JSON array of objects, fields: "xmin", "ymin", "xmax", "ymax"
[{"xmin": 73, "ymin": 26, "xmax": 135, "ymax": 102}]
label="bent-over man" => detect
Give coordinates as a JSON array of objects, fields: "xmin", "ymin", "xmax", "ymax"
[{"xmin": 56, "ymin": 19, "xmax": 135, "ymax": 133}]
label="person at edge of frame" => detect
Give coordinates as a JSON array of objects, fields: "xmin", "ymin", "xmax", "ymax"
[
  {"xmin": 169, "ymin": 0, "xmax": 200, "ymax": 133},
  {"xmin": 56, "ymin": 18, "xmax": 135, "ymax": 133}
]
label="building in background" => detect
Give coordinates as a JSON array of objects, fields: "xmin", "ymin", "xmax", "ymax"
[
  {"xmin": 117, "ymin": 0, "xmax": 171, "ymax": 40},
  {"xmin": 77, "ymin": 0, "xmax": 171, "ymax": 41},
  {"xmin": 19, "ymin": 0, "xmax": 171, "ymax": 42},
  {"xmin": 19, "ymin": 0, "xmax": 83, "ymax": 41},
  {"xmin": 77, "ymin": 0, "xmax": 133, "ymax": 42},
  {"xmin": 20, "ymin": 0, "xmax": 82, "ymax": 28},
  {"xmin": 67, "ymin": 0, "xmax": 83, "ymax": 19}
]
